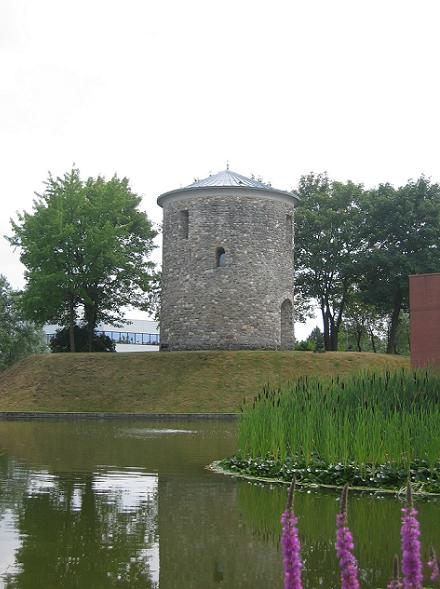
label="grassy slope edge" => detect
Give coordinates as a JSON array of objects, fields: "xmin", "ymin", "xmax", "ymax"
[{"xmin": 0, "ymin": 351, "xmax": 408, "ymax": 413}]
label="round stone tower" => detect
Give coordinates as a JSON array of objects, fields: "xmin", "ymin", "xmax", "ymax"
[{"xmin": 157, "ymin": 169, "xmax": 298, "ymax": 351}]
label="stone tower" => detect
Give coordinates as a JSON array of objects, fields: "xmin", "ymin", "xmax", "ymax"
[{"xmin": 157, "ymin": 169, "xmax": 298, "ymax": 351}]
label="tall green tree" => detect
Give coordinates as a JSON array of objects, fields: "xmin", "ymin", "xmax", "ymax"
[
  {"xmin": 341, "ymin": 298, "xmax": 387, "ymax": 353},
  {"xmin": 8, "ymin": 169, "xmax": 157, "ymax": 352},
  {"xmin": 143, "ymin": 271, "xmax": 161, "ymax": 323},
  {"xmin": 0, "ymin": 275, "xmax": 46, "ymax": 370},
  {"xmin": 359, "ymin": 177, "xmax": 440, "ymax": 353},
  {"xmin": 295, "ymin": 173, "xmax": 365, "ymax": 350}
]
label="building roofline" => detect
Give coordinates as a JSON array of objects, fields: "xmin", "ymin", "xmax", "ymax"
[{"xmin": 157, "ymin": 184, "xmax": 299, "ymax": 207}]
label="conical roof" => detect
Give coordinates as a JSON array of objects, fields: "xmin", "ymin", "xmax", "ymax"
[
  {"xmin": 187, "ymin": 169, "xmax": 273, "ymax": 189},
  {"xmin": 157, "ymin": 169, "xmax": 298, "ymax": 206}
]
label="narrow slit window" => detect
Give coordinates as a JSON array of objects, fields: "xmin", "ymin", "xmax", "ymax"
[
  {"xmin": 286, "ymin": 214, "xmax": 293, "ymax": 246},
  {"xmin": 216, "ymin": 247, "xmax": 226, "ymax": 267},
  {"xmin": 180, "ymin": 210, "xmax": 189, "ymax": 239}
]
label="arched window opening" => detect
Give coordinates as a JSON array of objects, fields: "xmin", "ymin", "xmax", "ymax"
[
  {"xmin": 180, "ymin": 210, "xmax": 189, "ymax": 239},
  {"xmin": 285, "ymin": 214, "xmax": 293, "ymax": 246},
  {"xmin": 280, "ymin": 299, "xmax": 293, "ymax": 349},
  {"xmin": 216, "ymin": 247, "xmax": 226, "ymax": 268}
]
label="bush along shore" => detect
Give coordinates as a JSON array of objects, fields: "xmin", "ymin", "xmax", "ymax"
[{"xmin": 221, "ymin": 370, "xmax": 440, "ymax": 495}]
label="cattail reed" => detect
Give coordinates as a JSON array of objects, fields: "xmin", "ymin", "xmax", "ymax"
[
  {"xmin": 387, "ymin": 555, "xmax": 403, "ymax": 589},
  {"xmin": 238, "ymin": 370, "xmax": 440, "ymax": 470}
]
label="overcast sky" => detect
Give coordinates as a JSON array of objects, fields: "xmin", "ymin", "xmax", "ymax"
[{"xmin": 1, "ymin": 0, "xmax": 439, "ymax": 339}]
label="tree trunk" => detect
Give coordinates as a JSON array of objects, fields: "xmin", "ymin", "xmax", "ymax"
[
  {"xmin": 88, "ymin": 324, "xmax": 93, "ymax": 353},
  {"xmin": 368, "ymin": 326, "xmax": 377, "ymax": 353},
  {"xmin": 356, "ymin": 330, "xmax": 362, "ymax": 352},
  {"xmin": 84, "ymin": 302, "xmax": 97, "ymax": 352},
  {"xmin": 329, "ymin": 284, "xmax": 348, "ymax": 352},
  {"xmin": 321, "ymin": 304, "xmax": 331, "ymax": 351},
  {"xmin": 386, "ymin": 290, "xmax": 403, "ymax": 354},
  {"xmin": 328, "ymin": 311, "xmax": 338, "ymax": 351},
  {"xmin": 69, "ymin": 300, "xmax": 76, "ymax": 352}
]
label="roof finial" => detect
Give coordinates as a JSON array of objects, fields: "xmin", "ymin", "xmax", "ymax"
[{"xmin": 226, "ymin": 160, "xmax": 230, "ymax": 171}]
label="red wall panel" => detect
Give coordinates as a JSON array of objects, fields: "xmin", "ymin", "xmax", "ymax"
[{"xmin": 410, "ymin": 273, "xmax": 440, "ymax": 369}]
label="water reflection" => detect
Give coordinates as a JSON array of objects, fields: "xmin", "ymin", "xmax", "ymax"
[
  {"xmin": 0, "ymin": 512, "xmax": 20, "ymax": 581},
  {"xmin": 1, "ymin": 467, "xmax": 159, "ymax": 588},
  {"xmin": 120, "ymin": 428, "xmax": 196, "ymax": 438},
  {"xmin": 0, "ymin": 420, "xmax": 438, "ymax": 589},
  {"xmin": 237, "ymin": 480, "xmax": 440, "ymax": 588}
]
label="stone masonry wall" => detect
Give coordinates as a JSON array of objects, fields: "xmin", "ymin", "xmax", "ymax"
[{"xmin": 160, "ymin": 187, "xmax": 295, "ymax": 351}]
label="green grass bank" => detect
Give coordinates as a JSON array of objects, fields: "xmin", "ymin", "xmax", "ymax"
[{"xmin": 0, "ymin": 351, "xmax": 408, "ymax": 413}]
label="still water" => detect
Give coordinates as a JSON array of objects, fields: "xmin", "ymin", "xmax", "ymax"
[{"xmin": 0, "ymin": 419, "xmax": 439, "ymax": 589}]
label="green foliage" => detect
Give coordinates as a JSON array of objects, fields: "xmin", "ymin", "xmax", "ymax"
[
  {"xmin": 144, "ymin": 272, "xmax": 161, "ymax": 324},
  {"xmin": 294, "ymin": 327, "xmax": 326, "ymax": 352},
  {"xmin": 49, "ymin": 326, "xmax": 115, "ymax": 353},
  {"xmin": 293, "ymin": 292, "xmax": 315, "ymax": 324},
  {"xmin": 309, "ymin": 326, "xmax": 325, "ymax": 352},
  {"xmin": 295, "ymin": 173, "xmax": 365, "ymax": 351},
  {"xmin": 8, "ymin": 168, "xmax": 157, "ymax": 351},
  {"xmin": 340, "ymin": 300, "xmax": 388, "ymax": 353},
  {"xmin": 359, "ymin": 176, "xmax": 440, "ymax": 353},
  {"xmin": 222, "ymin": 455, "xmax": 440, "ymax": 494},
  {"xmin": 0, "ymin": 275, "xmax": 46, "ymax": 371},
  {"xmin": 237, "ymin": 370, "xmax": 440, "ymax": 471},
  {"xmin": 393, "ymin": 312, "xmax": 410, "ymax": 355},
  {"xmin": 295, "ymin": 174, "xmax": 440, "ymax": 354},
  {"xmin": 294, "ymin": 339, "xmax": 314, "ymax": 351}
]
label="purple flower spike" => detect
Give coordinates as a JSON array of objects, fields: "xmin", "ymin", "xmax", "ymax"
[
  {"xmin": 336, "ymin": 484, "xmax": 360, "ymax": 589},
  {"xmin": 428, "ymin": 546, "xmax": 440, "ymax": 582},
  {"xmin": 387, "ymin": 555, "xmax": 403, "ymax": 589},
  {"xmin": 401, "ymin": 481, "xmax": 423, "ymax": 589},
  {"xmin": 280, "ymin": 478, "xmax": 303, "ymax": 589}
]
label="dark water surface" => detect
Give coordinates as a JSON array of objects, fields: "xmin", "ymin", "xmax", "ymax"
[{"xmin": 0, "ymin": 419, "xmax": 439, "ymax": 589}]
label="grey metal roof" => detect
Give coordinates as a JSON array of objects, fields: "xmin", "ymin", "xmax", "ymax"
[
  {"xmin": 187, "ymin": 169, "xmax": 273, "ymax": 189},
  {"xmin": 157, "ymin": 169, "xmax": 298, "ymax": 206}
]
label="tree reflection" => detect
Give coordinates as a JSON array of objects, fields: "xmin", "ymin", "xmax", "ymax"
[
  {"xmin": 2, "ymin": 470, "xmax": 158, "ymax": 589},
  {"xmin": 237, "ymin": 482, "xmax": 440, "ymax": 589}
]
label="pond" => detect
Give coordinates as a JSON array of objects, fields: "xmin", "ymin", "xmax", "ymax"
[{"xmin": 0, "ymin": 419, "xmax": 438, "ymax": 589}]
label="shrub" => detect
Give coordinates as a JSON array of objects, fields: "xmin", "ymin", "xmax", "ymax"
[{"xmin": 50, "ymin": 326, "xmax": 115, "ymax": 353}]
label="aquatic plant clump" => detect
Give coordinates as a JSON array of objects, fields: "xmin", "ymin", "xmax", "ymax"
[
  {"xmin": 235, "ymin": 371, "xmax": 440, "ymax": 487},
  {"xmin": 221, "ymin": 455, "xmax": 440, "ymax": 494}
]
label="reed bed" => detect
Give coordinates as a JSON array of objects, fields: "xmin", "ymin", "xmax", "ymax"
[{"xmin": 237, "ymin": 370, "xmax": 440, "ymax": 469}]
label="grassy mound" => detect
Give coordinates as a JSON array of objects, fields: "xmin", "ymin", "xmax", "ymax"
[{"xmin": 0, "ymin": 351, "xmax": 408, "ymax": 413}]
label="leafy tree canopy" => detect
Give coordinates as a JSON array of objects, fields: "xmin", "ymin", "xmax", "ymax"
[
  {"xmin": 8, "ymin": 169, "xmax": 157, "ymax": 352},
  {"xmin": 359, "ymin": 176, "xmax": 440, "ymax": 353},
  {"xmin": 295, "ymin": 173, "xmax": 440, "ymax": 354},
  {"xmin": 0, "ymin": 275, "xmax": 46, "ymax": 370},
  {"xmin": 295, "ymin": 172, "xmax": 365, "ymax": 351}
]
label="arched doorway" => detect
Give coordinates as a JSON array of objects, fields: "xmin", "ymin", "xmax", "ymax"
[{"xmin": 280, "ymin": 299, "xmax": 293, "ymax": 349}]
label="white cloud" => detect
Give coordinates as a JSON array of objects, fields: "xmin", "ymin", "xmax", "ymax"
[{"xmin": 1, "ymin": 0, "xmax": 439, "ymax": 333}]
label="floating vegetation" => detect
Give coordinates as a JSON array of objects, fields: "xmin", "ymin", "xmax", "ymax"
[
  {"xmin": 220, "ymin": 455, "xmax": 440, "ymax": 494},
  {"xmin": 225, "ymin": 370, "xmax": 440, "ymax": 493}
]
